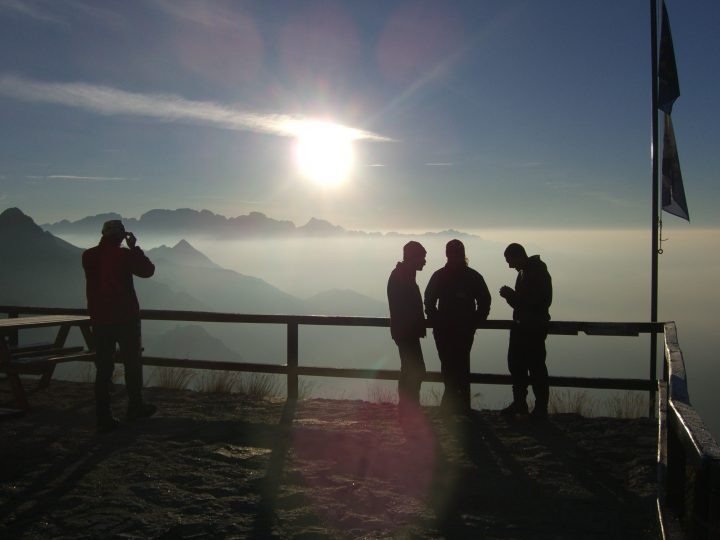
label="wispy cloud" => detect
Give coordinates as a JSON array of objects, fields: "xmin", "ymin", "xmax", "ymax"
[
  {"xmin": 425, "ymin": 162, "xmax": 454, "ymax": 167},
  {"xmin": 368, "ymin": 163, "xmax": 386, "ymax": 168},
  {"xmin": 150, "ymin": 0, "xmax": 245, "ymax": 31},
  {"xmin": 0, "ymin": 75, "xmax": 394, "ymax": 142},
  {"xmin": 0, "ymin": 0, "xmax": 123, "ymax": 26},
  {"xmin": 47, "ymin": 175, "xmax": 138, "ymax": 182},
  {"xmin": 0, "ymin": 0, "xmax": 63, "ymax": 23}
]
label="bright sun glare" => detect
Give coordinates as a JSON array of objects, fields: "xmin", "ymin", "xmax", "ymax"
[{"xmin": 294, "ymin": 121, "xmax": 354, "ymax": 187}]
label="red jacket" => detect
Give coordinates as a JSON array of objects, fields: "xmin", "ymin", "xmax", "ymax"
[{"xmin": 82, "ymin": 238, "xmax": 155, "ymax": 324}]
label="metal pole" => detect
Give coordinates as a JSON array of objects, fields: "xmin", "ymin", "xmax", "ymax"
[{"xmin": 649, "ymin": 0, "xmax": 659, "ymax": 418}]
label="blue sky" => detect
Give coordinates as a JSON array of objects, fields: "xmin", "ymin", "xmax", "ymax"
[{"xmin": 0, "ymin": 0, "xmax": 718, "ymax": 230}]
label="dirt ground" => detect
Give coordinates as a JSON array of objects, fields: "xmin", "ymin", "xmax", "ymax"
[{"xmin": 0, "ymin": 380, "xmax": 659, "ymax": 539}]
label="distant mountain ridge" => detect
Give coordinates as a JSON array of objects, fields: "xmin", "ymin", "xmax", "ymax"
[
  {"xmin": 0, "ymin": 207, "xmax": 388, "ymax": 318},
  {"xmin": 42, "ymin": 208, "xmax": 477, "ymax": 240}
]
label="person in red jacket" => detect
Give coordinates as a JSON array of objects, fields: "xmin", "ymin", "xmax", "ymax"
[{"xmin": 82, "ymin": 219, "xmax": 156, "ymax": 431}]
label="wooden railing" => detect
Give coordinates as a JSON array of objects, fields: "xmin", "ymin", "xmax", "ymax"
[
  {"xmin": 2, "ymin": 306, "xmax": 719, "ymax": 538},
  {"xmin": 1, "ymin": 305, "xmax": 662, "ymax": 404},
  {"xmin": 658, "ymin": 322, "xmax": 720, "ymax": 540}
]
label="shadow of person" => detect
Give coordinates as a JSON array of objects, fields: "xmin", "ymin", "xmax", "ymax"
[
  {"xmin": 252, "ymin": 398, "xmax": 297, "ymax": 537},
  {"xmin": 429, "ymin": 411, "xmax": 544, "ymax": 538}
]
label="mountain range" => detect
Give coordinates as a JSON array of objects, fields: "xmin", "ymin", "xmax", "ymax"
[
  {"xmin": 0, "ymin": 207, "xmax": 391, "ymax": 368},
  {"xmin": 42, "ymin": 208, "xmax": 476, "ymax": 240}
]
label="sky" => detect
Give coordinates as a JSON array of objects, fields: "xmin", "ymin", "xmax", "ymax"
[
  {"xmin": 1, "ymin": 0, "xmax": 719, "ymax": 231},
  {"xmin": 1, "ymin": 0, "xmax": 720, "ymax": 435}
]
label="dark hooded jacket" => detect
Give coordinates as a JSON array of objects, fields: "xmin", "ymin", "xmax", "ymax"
[
  {"xmin": 387, "ymin": 261, "xmax": 426, "ymax": 341},
  {"xmin": 82, "ymin": 237, "xmax": 155, "ymax": 324},
  {"xmin": 507, "ymin": 255, "xmax": 552, "ymax": 327},
  {"xmin": 424, "ymin": 264, "xmax": 491, "ymax": 330}
]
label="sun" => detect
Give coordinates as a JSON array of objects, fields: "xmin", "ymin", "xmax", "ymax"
[{"xmin": 294, "ymin": 121, "xmax": 355, "ymax": 187}]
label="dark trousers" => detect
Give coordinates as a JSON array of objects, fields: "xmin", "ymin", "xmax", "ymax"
[
  {"xmin": 507, "ymin": 325, "xmax": 549, "ymax": 411},
  {"xmin": 433, "ymin": 328, "xmax": 475, "ymax": 413},
  {"xmin": 93, "ymin": 321, "xmax": 144, "ymax": 419},
  {"xmin": 395, "ymin": 338, "xmax": 426, "ymax": 418}
]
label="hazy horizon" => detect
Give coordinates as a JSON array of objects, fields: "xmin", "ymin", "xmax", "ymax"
[{"xmin": 44, "ymin": 225, "xmax": 720, "ymax": 441}]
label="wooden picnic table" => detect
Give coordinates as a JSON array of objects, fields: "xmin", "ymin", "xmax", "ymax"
[{"xmin": 0, "ymin": 315, "xmax": 95, "ymax": 412}]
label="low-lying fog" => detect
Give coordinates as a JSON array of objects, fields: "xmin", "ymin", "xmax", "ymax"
[{"xmin": 55, "ymin": 228, "xmax": 720, "ymax": 438}]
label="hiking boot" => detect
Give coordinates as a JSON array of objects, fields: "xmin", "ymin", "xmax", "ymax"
[
  {"xmin": 500, "ymin": 401, "xmax": 529, "ymax": 417},
  {"xmin": 97, "ymin": 416, "xmax": 121, "ymax": 432},
  {"xmin": 127, "ymin": 403, "xmax": 157, "ymax": 421}
]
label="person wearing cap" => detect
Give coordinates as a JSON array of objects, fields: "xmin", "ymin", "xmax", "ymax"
[
  {"xmin": 82, "ymin": 220, "xmax": 156, "ymax": 431},
  {"xmin": 387, "ymin": 241, "xmax": 427, "ymax": 429},
  {"xmin": 499, "ymin": 243, "xmax": 553, "ymax": 420},
  {"xmin": 424, "ymin": 239, "xmax": 491, "ymax": 415}
]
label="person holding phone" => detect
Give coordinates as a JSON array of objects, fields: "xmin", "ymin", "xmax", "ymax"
[{"xmin": 82, "ymin": 219, "xmax": 156, "ymax": 431}]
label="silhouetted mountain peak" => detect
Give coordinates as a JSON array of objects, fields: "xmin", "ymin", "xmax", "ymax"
[
  {"xmin": 0, "ymin": 207, "xmax": 38, "ymax": 230},
  {"xmin": 146, "ymin": 239, "xmax": 220, "ymax": 269},
  {"xmin": 299, "ymin": 217, "xmax": 346, "ymax": 235}
]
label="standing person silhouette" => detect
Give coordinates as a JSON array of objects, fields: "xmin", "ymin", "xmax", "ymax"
[
  {"xmin": 387, "ymin": 241, "xmax": 427, "ymax": 431},
  {"xmin": 424, "ymin": 239, "xmax": 491, "ymax": 415},
  {"xmin": 82, "ymin": 220, "xmax": 157, "ymax": 431},
  {"xmin": 499, "ymin": 243, "xmax": 553, "ymax": 420}
]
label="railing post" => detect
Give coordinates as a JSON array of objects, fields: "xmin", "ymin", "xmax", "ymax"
[
  {"xmin": 8, "ymin": 310, "xmax": 19, "ymax": 348},
  {"xmin": 287, "ymin": 322, "xmax": 298, "ymax": 400},
  {"xmin": 649, "ymin": 345, "xmax": 657, "ymax": 419}
]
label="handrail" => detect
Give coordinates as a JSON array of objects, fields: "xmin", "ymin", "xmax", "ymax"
[
  {"xmin": 0, "ymin": 305, "xmax": 665, "ymax": 334},
  {"xmin": 1, "ymin": 304, "xmax": 664, "ymax": 406},
  {"xmin": 659, "ymin": 322, "xmax": 720, "ymax": 539}
]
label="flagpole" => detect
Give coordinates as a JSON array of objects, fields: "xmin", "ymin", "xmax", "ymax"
[{"xmin": 649, "ymin": 0, "xmax": 659, "ymax": 418}]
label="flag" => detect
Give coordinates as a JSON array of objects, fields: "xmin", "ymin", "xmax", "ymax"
[
  {"xmin": 658, "ymin": 1, "xmax": 680, "ymax": 114},
  {"xmin": 662, "ymin": 114, "xmax": 689, "ymax": 220}
]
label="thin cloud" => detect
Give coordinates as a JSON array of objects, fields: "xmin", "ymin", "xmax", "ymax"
[
  {"xmin": 425, "ymin": 162, "xmax": 454, "ymax": 167},
  {"xmin": 0, "ymin": 75, "xmax": 394, "ymax": 142},
  {"xmin": 151, "ymin": 0, "xmax": 245, "ymax": 30},
  {"xmin": 0, "ymin": 0, "xmax": 123, "ymax": 26},
  {"xmin": 0, "ymin": 0, "xmax": 63, "ymax": 24},
  {"xmin": 47, "ymin": 175, "xmax": 138, "ymax": 182}
]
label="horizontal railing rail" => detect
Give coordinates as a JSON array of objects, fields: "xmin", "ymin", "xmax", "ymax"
[
  {"xmin": 1, "ymin": 305, "xmax": 664, "ymax": 405},
  {"xmin": 658, "ymin": 322, "xmax": 720, "ymax": 540}
]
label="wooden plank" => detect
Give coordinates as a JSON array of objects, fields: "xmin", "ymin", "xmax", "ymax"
[
  {"xmin": 0, "ymin": 315, "xmax": 90, "ymax": 332},
  {"xmin": 140, "ymin": 357, "xmax": 290, "ymax": 375},
  {"xmin": 0, "ymin": 306, "xmax": 665, "ymax": 335},
  {"xmin": 132, "ymin": 356, "xmax": 657, "ymax": 392}
]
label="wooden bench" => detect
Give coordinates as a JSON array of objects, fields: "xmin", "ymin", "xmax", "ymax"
[{"xmin": 0, "ymin": 315, "xmax": 94, "ymax": 413}]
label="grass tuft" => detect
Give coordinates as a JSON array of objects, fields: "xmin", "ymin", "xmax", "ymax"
[
  {"xmin": 548, "ymin": 389, "xmax": 597, "ymax": 416},
  {"xmin": 198, "ymin": 370, "xmax": 241, "ymax": 394},
  {"xmin": 238, "ymin": 373, "xmax": 281, "ymax": 400},
  {"xmin": 606, "ymin": 391, "xmax": 648, "ymax": 418},
  {"xmin": 367, "ymin": 383, "xmax": 397, "ymax": 404},
  {"xmin": 151, "ymin": 367, "xmax": 195, "ymax": 390}
]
